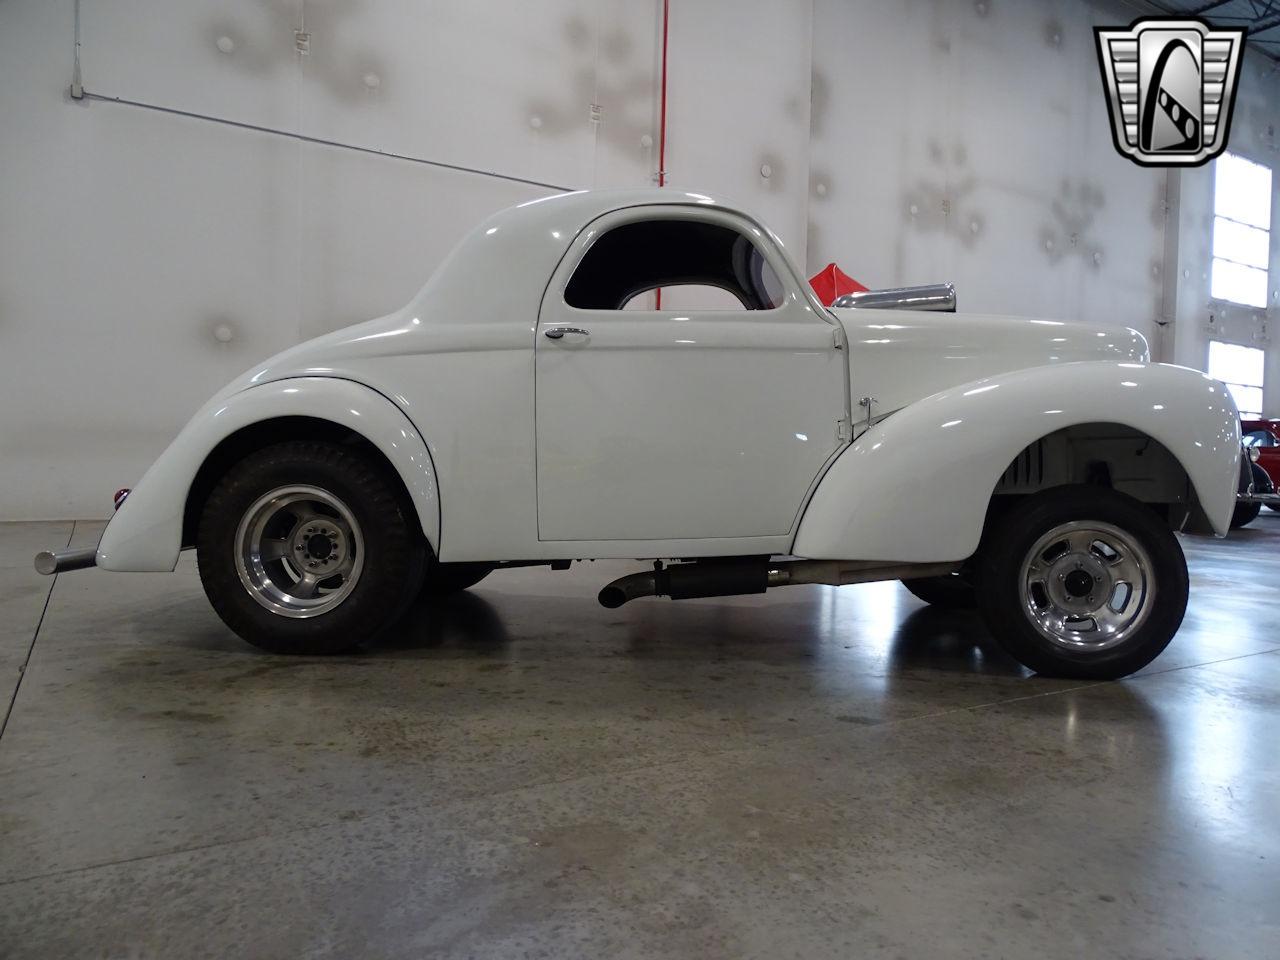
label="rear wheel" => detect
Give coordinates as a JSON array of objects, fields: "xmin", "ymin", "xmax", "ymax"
[
  {"xmin": 901, "ymin": 573, "xmax": 976, "ymax": 609},
  {"xmin": 196, "ymin": 441, "xmax": 425, "ymax": 654},
  {"xmin": 975, "ymin": 486, "xmax": 1186, "ymax": 680}
]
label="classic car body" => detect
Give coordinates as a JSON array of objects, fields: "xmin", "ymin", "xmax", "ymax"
[
  {"xmin": 41, "ymin": 189, "xmax": 1242, "ymax": 679},
  {"xmin": 1242, "ymin": 418, "xmax": 1280, "ymax": 489},
  {"xmin": 1234, "ymin": 418, "xmax": 1280, "ymax": 525}
]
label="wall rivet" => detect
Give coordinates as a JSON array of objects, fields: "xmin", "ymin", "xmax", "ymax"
[
  {"xmin": 760, "ymin": 163, "xmax": 773, "ymax": 179},
  {"xmin": 529, "ymin": 115, "xmax": 543, "ymax": 129},
  {"xmin": 213, "ymin": 324, "xmax": 234, "ymax": 344},
  {"xmin": 362, "ymin": 72, "xmax": 381, "ymax": 90},
  {"xmin": 815, "ymin": 182, "xmax": 827, "ymax": 197},
  {"xmin": 640, "ymin": 133, "xmax": 653, "ymax": 148},
  {"xmin": 216, "ymin": 36, "xmax": 235, "ymax": 54},
  {"xmin": 909, "ymin": 203, "xmax": 919, "ymax": 216}
]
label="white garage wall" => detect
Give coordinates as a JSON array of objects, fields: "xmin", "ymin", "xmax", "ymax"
[
  {"xmin": 1166, "ymin": 52, "xmax": 1280, "ymax": 412},
  {"xmin": 0, "ymin": 0, "xmax": 656, "ymax": 520},
  {"xmin": 2, "ymin": 0, "xmax": 1279, "ymax": 520},
  {"xmin": 808, "ymin": 0, "xmax": 1173, "ymax": 341}
]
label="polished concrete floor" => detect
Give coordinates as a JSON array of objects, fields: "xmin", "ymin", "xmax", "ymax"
[{"xmin": 0, "ymin": 517, "xmax": 1277, "ymax": 959}]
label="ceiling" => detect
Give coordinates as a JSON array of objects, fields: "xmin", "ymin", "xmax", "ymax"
[{"xmin": 1142, "ymin": 1, "xmax": 1280, "ymax": 61}]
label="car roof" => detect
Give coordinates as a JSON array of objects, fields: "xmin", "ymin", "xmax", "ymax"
[{"xmin": 408, "ymin": 189, "xmax": 805, "ymax": 324}]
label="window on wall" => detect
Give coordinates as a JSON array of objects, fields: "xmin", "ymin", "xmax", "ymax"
[
  {"xmin": 1211, "ymin": 153, "xmax": 1272, "ymax": 309},
  {"xmin": 1208, "ymin": 340, "xmax": 1265, "ymax": 418}
]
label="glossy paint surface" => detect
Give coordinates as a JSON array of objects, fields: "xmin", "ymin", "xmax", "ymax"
[
  {"xmin": 4, "ymin": 517, "xmax": 1279, "ymax": 957},
  {"xmin": 535, "ymin": 205, "xmax": 845, "ymax": 542},
  {"xmin": 837, "ymin": 308, "xmax": 1150, "ymax": 419},
  {"xmin": 99, "ymin": 190, "xmax": 1239, "ymax": 568},
  {"xmin": 95, "ymin": 378, "xmax": 440, "ymax": 572},
  {"xmin": 795, "ymin": 361, "xmax": 1242, "ymax": 562}
]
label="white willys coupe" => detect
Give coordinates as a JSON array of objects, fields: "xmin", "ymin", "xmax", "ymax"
[{"xmin": 38, "ymin": 190, "xmax": 1241, "ymax": 679}]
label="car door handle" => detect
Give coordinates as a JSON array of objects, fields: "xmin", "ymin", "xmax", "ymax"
[{"xmin": 544, "ymin": 327, "xmax": 589, "ymax": 340}]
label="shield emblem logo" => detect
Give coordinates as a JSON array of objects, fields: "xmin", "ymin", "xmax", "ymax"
[{"xmin": 1095, "ymin": 18, "xmax": 1245, "ymax": 167}]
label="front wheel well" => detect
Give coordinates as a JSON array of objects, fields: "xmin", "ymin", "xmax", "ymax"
[
  {"xmin": 988, "ymin": 422, "xmax": 1211, "ymax": 534},
  {"xmin": 181, "ymin": 416, "xmax": 419, "ymax": 548}
]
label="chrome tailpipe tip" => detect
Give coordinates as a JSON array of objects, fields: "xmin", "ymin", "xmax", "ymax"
[{"xmin": 34, "ymin": 548, "xmax": 98, "ymax": 575}]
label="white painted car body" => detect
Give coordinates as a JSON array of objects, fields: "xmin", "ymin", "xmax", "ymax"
[{"xmin": 95, "ymin": 188, "xmax": 1241, "ymax": 573}]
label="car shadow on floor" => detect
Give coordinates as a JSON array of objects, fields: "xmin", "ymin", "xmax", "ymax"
[
  {"xmin": 883, "ymin": 605, "xmax": 1023, "ymax": 676},
  {"xmin": 376, "ymin": 591, "xmax": 513, "ymax": 654},
  {"xmin": 371, "ymin": 588, "xmax": 1026, "ymax": 679}
]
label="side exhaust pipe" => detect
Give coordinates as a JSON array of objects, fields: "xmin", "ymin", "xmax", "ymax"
[
  {"xmin": 598, "ymin": 558, "xmax": 962, "ymax": 607},
  {"xmin": 34, "ymin": 548, "xmax": 98, "ymax": 576},
  {"xmin": 599, "ymin": 559, "xmax": 771, "ymax": 609}
]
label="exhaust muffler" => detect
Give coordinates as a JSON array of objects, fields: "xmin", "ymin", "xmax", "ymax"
[{"xmin": 598, "ymin": 558, "xmax": 962, "ymax": 608}]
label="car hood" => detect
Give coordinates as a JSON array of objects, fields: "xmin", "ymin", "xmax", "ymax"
[{"xmin": 835, "ymin": 308, "xmax": 1150, "ymax": 418}]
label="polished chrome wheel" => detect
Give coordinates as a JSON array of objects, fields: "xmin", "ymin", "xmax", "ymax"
[
  {"xmin": 234, "ymin": 485, "xmax": 364, "ymax": 618},
  {"xmin": 1018, "ymin": 520, "xmax": 1154, "ymax": 652}
]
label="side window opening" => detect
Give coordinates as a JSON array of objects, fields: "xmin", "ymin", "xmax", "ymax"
[{"xmin": 564, "ymin": 218, "xmax": 785, "ymax": 311}]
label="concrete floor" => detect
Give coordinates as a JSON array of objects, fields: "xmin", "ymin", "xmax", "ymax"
[{"xmin": 0, "ymin": 519, "xmax": 1277, "ymax": 959}]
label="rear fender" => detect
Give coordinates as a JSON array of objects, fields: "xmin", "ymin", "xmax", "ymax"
[
  {"xmin": 96, "ymin": 378, "xmax": 440, "ymax": 571},
  {"xmin": 792, "ymin": 362, "xmax": 1240, "ymax": 562}
]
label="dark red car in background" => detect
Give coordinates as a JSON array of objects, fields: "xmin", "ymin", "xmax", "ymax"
[
  {"xmin": 1243, "ymin": 419, "xmax": 1280, "ymax": 491},
  {"xmin": 1235, "ymin": 419, "xmax": 1280, "ymax": 528}
]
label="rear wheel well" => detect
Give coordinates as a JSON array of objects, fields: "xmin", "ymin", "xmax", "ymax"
[
  {"xmin": 182, "ymin": 417, "xmax": 421, "ymax": 548},
  {"xmin": 988, "ymin": 422, "xmax": 1210, "ymax": 533}
]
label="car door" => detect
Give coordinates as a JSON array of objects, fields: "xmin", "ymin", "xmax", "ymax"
[{"xmin": 534, "ymin": 205, "xmax": 848, "ymax": 544}]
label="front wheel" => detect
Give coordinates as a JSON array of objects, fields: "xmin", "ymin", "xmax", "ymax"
[
  {"xmin": 196, "ymin": 441, "xmax": 426, "ymax": 655},
  {"xmin": 975, "ymin": 487, "xmax": 1187, "ymax": 680}
]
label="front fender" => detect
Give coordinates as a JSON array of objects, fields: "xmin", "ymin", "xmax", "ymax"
[
  {"xmin": 96, "ymin": 378, "xmax": 440, "ymax": 572},
  {"xmin": 793, "ymin": 362, "xmax": 1240, "ymax": 562}
]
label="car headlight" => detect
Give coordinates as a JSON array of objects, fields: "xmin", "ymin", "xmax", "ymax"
[{"xmin": 1248, "ymin": 445, "xmax": 1261, "ymax": 462}]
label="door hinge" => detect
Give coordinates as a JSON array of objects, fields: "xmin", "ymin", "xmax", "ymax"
[
  {"xmin": 837, "ymin": 417, "xmax": 853, "ymax": 442},
  {"xmin": 858, "ymin": 396, "xmax": 878, "ymax": 430}
]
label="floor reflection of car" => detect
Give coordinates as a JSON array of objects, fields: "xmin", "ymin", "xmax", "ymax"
[{"xmin": 1234, "ymin": 419, "xmax": 1280, "ymax": 528}]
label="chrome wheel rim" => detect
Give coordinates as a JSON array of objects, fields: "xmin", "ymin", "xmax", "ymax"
[
  {"xmin": 1018, "ymin": 520, "xmax": 1154, "ymax": 653},
  {"xmin": 234, "ymin": 485, "xmax": 364, "ymax": 618}
]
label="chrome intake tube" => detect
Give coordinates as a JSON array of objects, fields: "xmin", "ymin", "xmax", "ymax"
[{"xmin": 833, "ymin": 283, "xmax": 956, "ymax": 312}]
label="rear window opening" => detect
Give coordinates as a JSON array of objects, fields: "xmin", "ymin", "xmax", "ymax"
[{"xmin": 564, "ymin": 218, "xmax": 785, "ymax": 311}]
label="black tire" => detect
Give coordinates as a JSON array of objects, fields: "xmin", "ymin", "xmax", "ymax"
[
  {"xmin": 421, "ymin": 558, "xmax": 494, "ymax": 597},
  {"xmin": 1234, "ymin": 464, "xmax": 1274, "ymax": 528},
  {"xmin": 975, "ymin": 486, "xmax": 1187, "ymax": 680},
  {"xmin": 1232, "ymin": 500, "xmax": 1262, "ymax": 529},
  {"xmin": 901, "ymin": 573, "xmax": 976, "ymax": 609},
  {"xmin": 1268, "ymin": 504, "xmax": 1280, "ymax": 513},
  {"xmin": 196, "ymin": 440, "xmax": 426, "ymax": 655}
]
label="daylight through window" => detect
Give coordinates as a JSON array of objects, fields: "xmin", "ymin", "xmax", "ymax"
[
  {"xmin": 1211, "ymin": 153, "xmax": 1272, "ymax": 309},
  {"xmin": 1208, "ymin": 340, "xmax": 1265, "ymax": 418}
]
